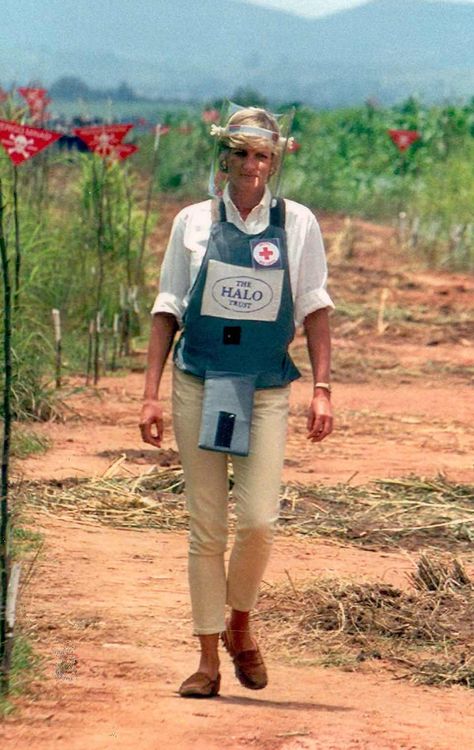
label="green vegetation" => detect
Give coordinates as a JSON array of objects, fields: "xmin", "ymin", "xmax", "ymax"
[
  {"xmin": 0, "ymin": 515, "xmax": 44, "ymax": 713},
  {"xmin": 0, "ymin": 634, "xmax": 43, "ymax": 717},
  {"xmin": 0, "ymin": 144, "xmax": 147, "ymax": 416},
  {"xmin": 274, "ymin": 100, "xmax": 474, "ymax": 271},
  {"xmin": 10, "ymin": 427, "xmax": 50, "ymax": 460},
  {"xmin": 144, "ymin": 98, "xmax": 474, "ymax": 269}
]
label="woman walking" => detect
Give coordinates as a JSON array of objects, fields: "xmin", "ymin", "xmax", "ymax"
[{"xmin": 140, "ymin": 107, "xmax": 333, "ymax": 697}]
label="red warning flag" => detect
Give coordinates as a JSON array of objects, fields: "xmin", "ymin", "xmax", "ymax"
[
  {"xmin": 18, "ymin": 87, "xmax": 48, "ymax": 106},
  {"xmin": 108, "ymin": 143, "xmax": 139, "ymax": 162},
  {"xmin": 388, "ymin": 129, "xmax": 421, "ymax": 152},
  {"xmin": 73, "ymin": 124, "xmax": 134, "ymax": 157},
  {"xmin": 0, "ymin": 119, "xmax": 61, "ymax": 165},
  {"xmin": 30, "ymin": 97, "xmax": 52, "ymax": 124},
  {"xmin": 18, "ymin": 88, "xmax": 51, "ymax": 123}
]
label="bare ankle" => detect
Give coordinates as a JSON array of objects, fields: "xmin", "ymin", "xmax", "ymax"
[
  {"xmin": 229, "ymin": 608, "xmax": 250, "ymax": 632},
  {"xmin": 197, "ymin": 633, "xmax": 220, "ymax": 678}
]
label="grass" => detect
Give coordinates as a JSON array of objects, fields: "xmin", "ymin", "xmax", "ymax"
[
  {"xmin": 11, "ymin": 524, "xmax": 44, "ymax": 559},
  {"xmin": 10, "ymin": 427, "xmax": 51, "ymax": 459},
  {"xmin": 0, "ymin": 518, "xmax": 44, "ymax": 715},
  {"xmin": 0, "ymin": 635, "xmax": 44, "ymax": 717}
]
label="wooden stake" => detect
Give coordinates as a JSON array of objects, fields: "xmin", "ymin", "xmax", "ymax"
[
  {"xmin": 377, "ymin": 288, "xmax": 390, "ymax": 335},
  {"xmin": 3, "ymin": 563, "xmax": 21, "ymax": 682},
  {"xmin": 52, "ymin": 308, "xmax": 62, "ymax": 388},
  {"xmin": 86, "ymin": 319, "xmax": 94, "ymax": 386},
  {"xmin": 398, "ymin": 211, "xmax": 408, "ymax": 246}
]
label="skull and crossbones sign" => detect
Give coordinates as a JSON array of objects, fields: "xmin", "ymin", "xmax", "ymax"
[
  {"xmin": 3, "ymin": 133, "xmax": 37, "ymax": 159},
  {"xmin": 93, "ymin": 132, "xmax": 115, "ymax": 155}
]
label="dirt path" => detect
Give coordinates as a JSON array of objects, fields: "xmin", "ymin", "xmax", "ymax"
[
  {"xmin": 4, "ymin": 513, "xmax": 474, "ymax": 750},
  {"xmin": 2, "ymin": 209, "xmax": 474, "ymax": 749}
]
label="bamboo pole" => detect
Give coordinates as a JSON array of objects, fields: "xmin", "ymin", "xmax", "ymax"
[
  {"xmin": 135, "ymin": 124, "xmax": 161, "ymax": 287},
  {"xmin": 0, "ymin": 177, "xmax": 13, "ymax": 695},
  {"xmin": 111, "ymin": 313, "xmax": 119, "ymax": 371},
  {"xmin": 94, "ymin": 310, "xmax": 102, "ymax": 386},
  {"xmin": 102, "ymin": 318, "xmax": 108, "ymax": 375},
  {"xmin": 119, "ymin": 284, "xmax": 130, "ymax": 357},
  {"xmin": 12, "ymin": 165, "xmax": 21, "ymax": 314},
  {"xmin": 122, "ymin": 168, "xmax": 134, "ymax": 356},
  {"xmin": 92, "ymin": 156, "xmax": 107, "ymax": 386}
]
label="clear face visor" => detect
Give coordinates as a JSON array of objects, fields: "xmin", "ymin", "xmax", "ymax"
[{"xmin": 208, "ymin": 100, "xmax": 295, "ymax": 199}]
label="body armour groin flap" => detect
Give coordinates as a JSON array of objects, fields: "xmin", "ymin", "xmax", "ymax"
[{"xmin": 198, "ymin": 372, "xmax": 257, "ymax": 457}]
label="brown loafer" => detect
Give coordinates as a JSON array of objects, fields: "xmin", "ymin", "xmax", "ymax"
[
  {"xmin": 178, "ymin": 671, "xmax": 221, "ymax": 698},
  {"xmin": 221, "ymin": 627, "xmax": 268, "ymax": 690}
]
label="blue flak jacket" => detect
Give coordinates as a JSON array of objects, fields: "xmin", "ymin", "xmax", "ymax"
[{"xmin": 174, "ymin": 198, "xmax": 301, "ymax": 390}]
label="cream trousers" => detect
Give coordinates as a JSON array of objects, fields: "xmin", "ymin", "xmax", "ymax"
[{"xmin": 172, "ymin": 366, "xmax": 290, "ymax": 635}]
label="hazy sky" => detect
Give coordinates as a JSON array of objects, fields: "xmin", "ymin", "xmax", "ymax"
[{"xmin": 248, "ymin": 0, "xmax": 474, "ymax": 17}]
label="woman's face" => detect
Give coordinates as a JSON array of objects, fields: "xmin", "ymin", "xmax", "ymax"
[{"xmin": 225, "ymin": 143, "xmax": 274, "ymax": 195}]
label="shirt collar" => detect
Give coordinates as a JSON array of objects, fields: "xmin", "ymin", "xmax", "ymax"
[{"xmin": 223, "ymin": 184, "xmax": 272, "ymax": 222}]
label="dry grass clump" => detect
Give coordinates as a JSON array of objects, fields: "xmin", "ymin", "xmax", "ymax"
[
  {"xmin": 257, "ymin": 554, "xmax": 474, "ymax": 688},
  {"xmin": 14, "ymin": 468, "xmax": 189, "ymax": 531},
  {"xmin": 410, "ymin": 552, "xmax": 472, "ymax": 591},
  {"xmin": 279, "ymin": 475, "xmax": 474, "ymax": 551}
]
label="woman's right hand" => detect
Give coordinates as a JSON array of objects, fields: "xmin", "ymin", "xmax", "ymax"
[{"xmin": 139, "ymin": 399, "xmax": 164, "ymax": 448}]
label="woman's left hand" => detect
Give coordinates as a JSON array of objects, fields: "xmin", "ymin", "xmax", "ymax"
[{"xmin": 306, "ymin": 393, "xmax": 333, "ymax": 442}]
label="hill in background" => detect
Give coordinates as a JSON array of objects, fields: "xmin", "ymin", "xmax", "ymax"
[{"xmin": 2, "ymin": 0, "xmax": 474, "ymax": 106}]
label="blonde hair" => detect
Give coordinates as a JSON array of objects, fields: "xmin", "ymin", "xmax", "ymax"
[{"xmin": 223, "ymin": 108, "xmax": 281, "ymax": 154}]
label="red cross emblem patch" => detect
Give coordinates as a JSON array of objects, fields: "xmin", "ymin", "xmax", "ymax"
[{"xmin": 250, "ymin": 239, "xmax": 281, "ymax": 269}]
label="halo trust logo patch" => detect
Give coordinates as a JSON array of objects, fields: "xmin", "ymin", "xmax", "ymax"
[
  {"xmin": 212, "ymin": 275, "xmax": 273, "ymax": 312},
  {"xmin": 200, "ymin": 260, "xmax": 284, "ymax": 322}
]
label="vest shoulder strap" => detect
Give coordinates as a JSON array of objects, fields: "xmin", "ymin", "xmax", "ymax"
[
  {"xmin": 211, "ymin": 198, "xmax": 225, "ymax": 223},
  {"xmin": 270, "ymin": 197, "xmax": 286, "ymax": 228}
]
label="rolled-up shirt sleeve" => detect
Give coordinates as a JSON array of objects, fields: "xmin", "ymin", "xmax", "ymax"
[
  {"xmin": 150, "ymin": 211, "xmax": 190, "ymax": 326},
  {"xmin": 293, "ymin": 212, "xmax": 334, "ymax": 326}
]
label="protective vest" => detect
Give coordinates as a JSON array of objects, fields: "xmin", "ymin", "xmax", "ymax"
[{"xmin": 173, "ymin": 198, "xmax": 300, "ymax": 455}]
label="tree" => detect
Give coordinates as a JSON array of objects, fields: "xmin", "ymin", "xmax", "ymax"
[
  {"xmin": 50, "ymin": 77, "xmax": 91, "ymax": 101},
  {"xmin": 113, "ymin": 82, "xmax": 137, "ymax": 102},
  {"xmin": 230, "ymin": 87, "xmax": 268, "ymax": 108}
]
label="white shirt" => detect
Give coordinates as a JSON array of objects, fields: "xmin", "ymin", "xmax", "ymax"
[{"xmin": 151, "ymin": 186, "xmax": 334, "ymax": 327}]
